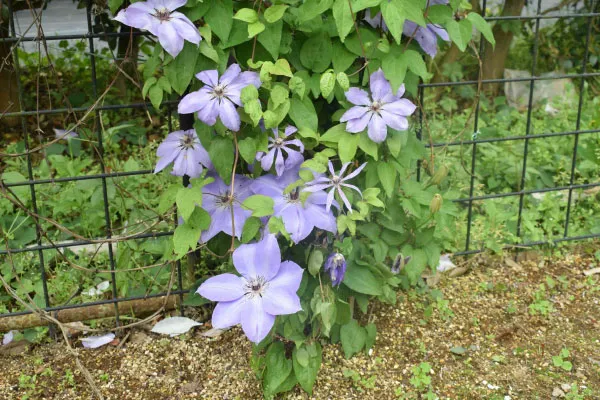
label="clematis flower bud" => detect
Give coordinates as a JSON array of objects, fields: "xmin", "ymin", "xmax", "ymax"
[
  {"xmin": 430, "ymin": 194, "xmax": 443, "ymax": 214},
  {"xmin": 324, "ymin": 253, "xmax": 346, "ymax": 287},
  {"xmin": 427, "ymin": 165, "xmax": 448, "ymax": 187}
]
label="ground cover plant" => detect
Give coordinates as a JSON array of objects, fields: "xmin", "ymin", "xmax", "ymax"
[{"xmin": 1, "ymin": 0, "xmax": 599, "ymax": 398}]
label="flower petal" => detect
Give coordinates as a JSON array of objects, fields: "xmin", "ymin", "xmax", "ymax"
[
  {"xmin": 326, "ymin": 187, "xmax": 335, "ymax": 212},
  {"xmin": 274, "ymin": 148, "xmax": 285, "ymax": 176},
  {"xmin": 337, "ymin": 187, "xmax": 353, "ymax": 212},
  {"xmin": 283, "ymin": 125, "xmax": 298, "ymax": 137},
  {"xmin": 380, "ymin": 110, "xmax": 409, "ymax": 131},
  {"xmin": 197, "ymin": 273, "xmax": 245, "ymax": 302},
  {"xmin": 340, "ymin": 106, "xmax": 370, "ymax": 122},
  {"xmin": 197, "ymin": 98, "xmax": 219, "ymax": 126},
  {"xmin": 178, "ymin": 88, "xmax": 211, "ymax": 114},
  {"xmin": 170, "ymin": 14, "xmax": 202, "ymax": 44},
  {"xmin": 367, "ymin": 113, "xmax": 388, "ymax": 143},
  {"xmin": 265, "ymin": 260, "xmax": 304, "ymax": 300},
  {"xmin": 344, "ymin": 111, "xmax": 372, "ymax": 133},
  {"xmin": 157, "ymin": 22, "xmax": 184, "ymax": 57},
  {"xmin": 382, "ymin": 98, "xmax": 417, "ymax": 116},
  {"xmin": 220, "ymin": 63, "xmax": 242, "ymax": 86},
  {"xmin": 218, "ymin": 99, "xmax": 241, "ymax": 131},
  {"xmin": 260, "ymin": 148, "xmax": 276, "ymax": 172},
  {"xmin": 305, "ymin": 203, "xmax": 337, "ymax": 233},
  {"xmin": 240, "ymin": 298, "xmax": 275, "ymax": 343},
  {"xmin": 211, "ymin": 297, "xmax": 246, "ymax": 329},
  {"xmin": 342, "ymin": 162, "xmax": 367, "ymax": 181},
  {"xmin": 369, "ymin": 69, "xmax": 392, "ymax": 102},
  {"xmin": 233, "ymin": 234, "xmax": 281, "ymax": 280},
  {"xmin": 345, "ymin": 87, "xmax": 371, "ymax": 106},
  {"xmin": 195, "ymin": 70, "xmax": 218, "ymax": 87}
]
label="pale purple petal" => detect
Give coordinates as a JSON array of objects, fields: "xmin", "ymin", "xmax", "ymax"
[
  {"xmin": 211, "ymin": 297, "xmax": 246, "ymax": 328},
  {"xmin": 154, "ymin": 145, "xmax": 181, "ymax": 173},
  {"xmin": 232, "ymin": 235, "xmax": 281, "ymax": 280},
  {"xmin": 265, "ymin": 260, "xmax": 303, "ymax": 299},
  {"xmin": 278, "ymin": 205, "xmax": 310, "ymax": 243},
  {"xmin": 305, "ymin": 204, "xmax": 337, "ymax": 233},
  {"xmin": 231, "ymin": 206, "xmax": 250, "ymax": 239},
  {"xmin": 197, "ymin": 273, "xmax": 245, "ymax": 302},
  {"xmin": 342, "ymin": 162, "xmax": 367, "ymax": 181},
  {"xmin": 282, "ymin": 138, "xmax": 304, "ymax": 153},
  {"xmin": 340, "ymin": 106, "xmax": 370, "ymax": 122},
  {"xmin": 283, "ymin": 125, "xmax": 298, "ymax": 137},
  {"xmin": 337, "ymin": 187, "xmax": 353, "ymax": 212},
  {"xmin": 220, "ymin": 63, "xmax": 242, "ymax": 86},
  {"xmin": 227, "ymin": 71, "xmax": 262, "ymax": 94},
  {"xmin": 197, "ymin": 98, "xmax": 220, "ymax": 126},
  {"xmin": 260, "ymin": 148, "xmax": 276, "ymax": 171},
  {"xmin": 328, "ymin": 160, "xmax": 336, "ymax": 176},
  {"xmin": 261, "ymin": 286, "xmax": 302, "ymax": 315},
  {"xmin": 339, "ymin": 162, "xmax": 352, "ymax": 177},
  {"xmin": 428, "ymin": 24, "xmax": 450, "ymax": 42},
  {"xmin": 344, "ymin": 111, "xmax": 372, "ymax": 133},
  {"xmin": 195, "ymin": 70, "xmax": 218, "ymax": 87},
  {"xmin": 367, "ymin": 113, "xmax": 388, "ymax": 143},
  {"xmin": 397, "ymin": 83, "xmax": 406, "ymax": 98},
  {"xmin": 326, "ymin": 187, "xmax": 335, "ymax": 212},
  {"xmin": 340, "ymin": 183, "xmax": 363, "ymax": 197},
  {"xmin": 2, "ymin": 331, "xmax": 15, "ymax": 346},
  {"xmin": 380, "ymin": 110, "xmax": 409, "ymax": 131},
  {"xmin": 218, "ymin": 99, "xmax": 241, "ymax": 131},
  {"xmin": 178, "ymin": 87, "xmax": 211, "ymax": 114},
  {"xmin": 157, "ymin": 22, "xmax": 184, "ymax": 57},
  {"xmin": 382, "ymin": 98, "xmax": 417, "ymax": 116},
  {"xmin": 241, "ymin": 298, "xmax": 275, "ymax": 343},
  {"xmin": 369, "ymin": 69, "xmax": 392, "ymax": 102},
  {"xmin": 344, "ymin": 87, "xmax": 371, "ymax": 106},
  {"xmin": 274, "ymin": 148, "xmax": 285, "ymax": 176},
  {"xmin": 162, "ymin": 0, "xmax": 187, "ymax": 11},
  {"xmin": 201, "ymin": 208, "xmax": 229, "ymax": 242},
  {"xmin": 170, "ymin": 14, "xmax": 202, "ymax": 44},
  {"xmin": 282, "ymin": 148, "xmax": 304, "ymax": 168},
  {"xmin": 303, "ymin": 183, "xmax": 333, "ymax": 193}
]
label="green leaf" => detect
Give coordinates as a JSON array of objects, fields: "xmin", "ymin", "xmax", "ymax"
[
  {"xmin": 293, "ymin": 343, "xmax": 322, "ymax": 394},
  {"xmin": 387, "ymin": 129, "xmax": 403, "ymax": 158},
  {"xmin": 332, "ymin": 0, "xmax": 354, "ymax": 42},
  {"xmin": 308, "ymin": 249, "xmax": 324, "ymax": 276},
  {"xmin": 446, "ymin": 19, "xmax": 473, "ymax": 52},
  {"xmin": 336, "ymin": 72, "xmax": 350, "ymax": 91},
  {"xmin": 199, "ymin": 41, "xmax": 219, "ymax": 63},
  {"xmin": 377, "ymin": 163, "xmax": 397, "ymax": 198},
  {"xmin": 264, "ymin": 4, "xmax": 288, "ymax": 23},
  {"xmin": 365, "ymin": 323, "xmax": 376, "ymax": 350},
  {"xmin": 164, "ymin": 42, "xmax": 200, "ymax": 95},
  {"xmin": 176, "ymin": 186, "xmax": 203, "ymax": 221},
  {"xmin": 233, "ymin": 8, "xmax": 258, "ymax": 23},
  {"xmin": 289, "ymin": 96, "xmax": 318, "ymax": 131},
  {"xmin": 248, "ymin": 21, "xmax": 265, "ymax": 38},
  {"xmin": 142, "ymin": 77, "xmax": 157, "ymax": 98},
  {"xmin": 257, "ymin": 20, "xmax": 283, "ymax": 60},
  {"xmin": 382, "ymin": 0, "xmax": 425, "ymax": 44},
  {"xmin": 204, "ymin": 0, "xmax": 233, "ymax": 41},
  {"xmin": 289, "ymin": 76, "xmax": 306, "ymax": 99},
  {"xmin": 271, "ymin": 59, "xmax": 294, "ymax": 77},
  {"xmin": 298, "ymin": 0, "xmax": 334, "ymax": 23},
  {"xmin": 108, "ymin": 0, "xmax": 123, "ymax": 14},
  {"xmin": 264, "ymin": 342, "xmax": 293, "ymax": 396},
  {"xmin": 270, "ymin": 85, "xmax": 289, "ymax": 109},
  {"xmin": 340, "ymin": 320, "xmax": 367, "ymax": 358},
  {"xmin": 321, "ymin": 123, "xmax": 346, "ymax": 143},
  {"xmin": 300, "ymin": 32, "xmax": 333, "ymax": 73},
  {"xmin": 173, "ymin": 208, "xmax": 211, "ymax": 258},
  {"xmin": 358, "ymin": 131, "xmax": 378, "ymax": 160},
  {"xmin": 148, "ymin": 85, "xmax": 163, "ymax": 110},
  {"xmin": 343, "ymin": 261, "xmax": 383, "ymax": 295},
  {"xmin": 338, "ymin": 133, "xmax": 359, "ymax": 163},
  {"xmin": 382, "ymin": 48, "xmax": 431, "ymax": 92},
  {"xmin": 332, "ymin": 41, "xmax": 357, "ymax": 73},
  {"xmin": 319, "ymin": 70, "xmax": 336, "ymax": 98},
  {"xmin": 208, "ymin": 136, "xmax": 234, "ymax": 184},
  {"xmin": 241, "ymin": 217, "xmax": 262, "ymax": 243},
  {"xmin": 467, "ymin": 12, "xmax": 495, "ymax": 47},
  {"xmin": 242, "ymin": 195, "xmax": 275, "ymax": 217},
  {"xmin": 237, "ymin": 136, "xmax": 258, "ymax": 164}
]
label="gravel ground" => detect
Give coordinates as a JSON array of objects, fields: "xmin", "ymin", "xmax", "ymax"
[{"xmin": 1, "ymin": 247, "xmax": 599, "ymax": 399}]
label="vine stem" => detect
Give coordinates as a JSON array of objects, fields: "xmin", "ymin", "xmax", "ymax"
[
  {"xmin": 346, "ymin": 0, "xmax": 371, "ymax": 76},
  {"xmin": 229, "ymin": 131, "xmax": 240, "ymax": 252}
]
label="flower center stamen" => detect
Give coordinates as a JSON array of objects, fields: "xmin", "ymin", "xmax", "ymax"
[
  {"xmin": 332, "ymin": 175, "xmax": 341, "ymax": 185},
  {"xmin": 216, "ymin": 191, "xmax": 235, "ymax": 207},
  {"xmin": 180, "ymin": 134, "xmax": 195, "ymax": 150},
  {"xmin": 212, "ymin": 84, "xmax": 226, "ymax": 99},
  {"xmin": 286, "ymin": 188, "xmax": 301, "ymax": 203},
  {"xmin": 244, "ymin": 276, "xmax": 267, "ymax": 298},
  {"xmin": 274, "ymin": 137, "xmax": 284, "ymax": 147},
  {"xmin": 370, "ymin": 101, "xmax": 382, "ymax": 113},
  {"xmin": 153, "ymin": 8, "xmax": 171, "ymax": 22}
]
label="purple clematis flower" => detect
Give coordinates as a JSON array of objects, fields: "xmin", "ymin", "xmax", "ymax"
[
  {"xmin": 197, "ymin": 235, "xmax": 303, "ymax": 343},
  {"xmin": 113, "ymin": 0, "xmax": 201, "ymax": 57},
  {"xmin": 324, "ymin": 253, "xmax": 346, "ymax": 287},
  {"xmin": 201, "ymin": 174, "xmax": 253, "ymax": 242},
  {"xmin": 402, "ymin": 20, "xmax": 450, "ymax": 58},
  {"xmin": 53, "ymin": 128, "xmax": 78, "ymax": 140},
  {"xmin": 178, "ymin": 64, "xmax": 261, "ymax": 132},
  {"xmin": 154, "ymin": 129, "xmax": 212, "ymax": 178},
  {"xmin": 304, "ymin": 161, "xmax": 366, "ymax": 213},
  {"xmin": 252, "ymin": 168, "xmax": 337, "ymax": 243},
  {"xmin": 256, "ymin": 125, "xmax": 304, "ymax": 176},
  {"xmin": 340, "ymin": 69, "xmax": 417, "ymax": 143}
]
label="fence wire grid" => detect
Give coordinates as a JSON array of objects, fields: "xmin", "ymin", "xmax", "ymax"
[{"xmin": 0, "ymin": 0, "xmax": 599, "ymax": 327}]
